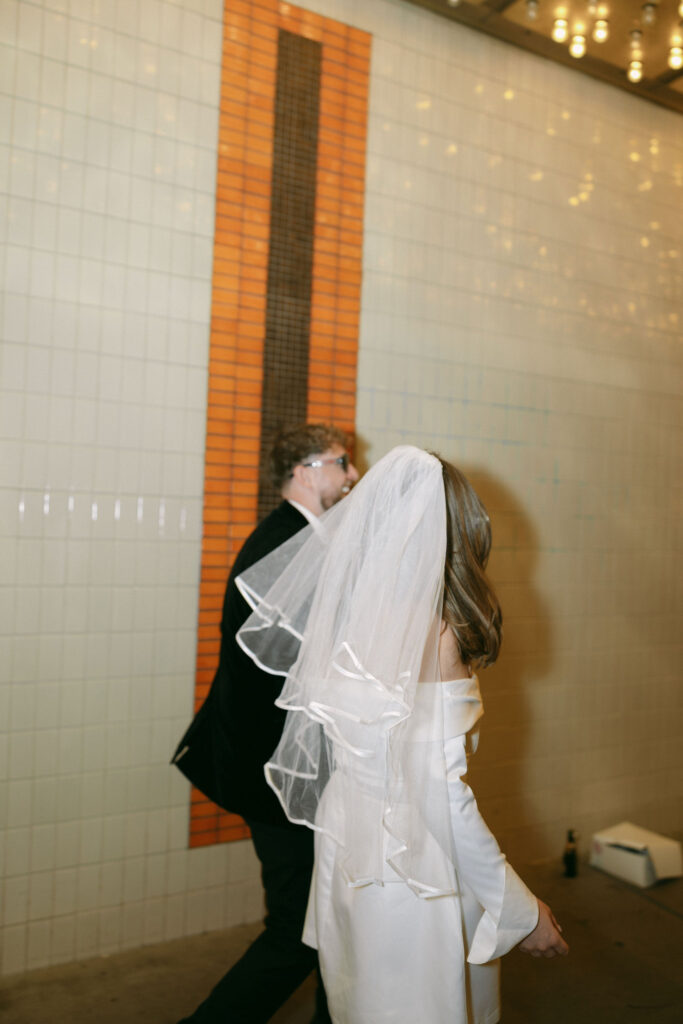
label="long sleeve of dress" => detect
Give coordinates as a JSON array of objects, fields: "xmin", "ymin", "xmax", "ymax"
[{"xmin": 441, "ymin": 682, "xmax": 539, "ymax": 965}]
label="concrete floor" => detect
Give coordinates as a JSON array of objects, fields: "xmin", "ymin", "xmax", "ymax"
[{"xmin": 1, "ymin": 862, "xmax": 681, "ymax": 1023}]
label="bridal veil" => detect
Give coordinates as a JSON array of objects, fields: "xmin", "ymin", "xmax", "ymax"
[{"xmin": 236, "ymin": 445, "xmax": 464, "ymax": 897}]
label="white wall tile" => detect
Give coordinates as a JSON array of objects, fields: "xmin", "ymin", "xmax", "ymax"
[
  {"xmin": 74, "ymin": 908, "xmax": 99, "ymax": 959},
  {"xmin": 163, "ymin": 892, "xmax": 185, "ymax": 941},
  {"xmin": 53, "ymin": 868, "xmax": 78, "ymax": 917},
  {"xmin": 26, "ymin": 919, "xmax": 52, "ymax": 970},
  {"xmin": 50, "ymin": 913, "xmax": 77, "ymax": 964},
  {"xmin": 28, "ymin": 870, "xmax": 54, "ymax": 921},
  {"xmin": 1, "ymin": 922, "xmax": 27, "ymax": 976},
  {"xmin": 3, "ymin": 874, "xmax": 30, "ymax": 926},
  {"xmin": 4, "ymin": 830, "xmax": 31, "ymax": 878}
]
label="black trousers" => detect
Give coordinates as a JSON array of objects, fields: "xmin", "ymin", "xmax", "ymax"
[{"xmin": 178, "ymin": 819, "xmax": 331, "ymax": 1023}]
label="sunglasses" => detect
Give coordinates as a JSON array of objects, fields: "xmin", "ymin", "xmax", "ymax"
[{"xmin": 301, "ymin": 454, "xmax": 350, "ymax": 471}]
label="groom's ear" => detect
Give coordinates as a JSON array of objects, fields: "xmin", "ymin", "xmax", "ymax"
[{"xmin": 290, "ymin": 462, "xmax": 314, "ymax": 489}]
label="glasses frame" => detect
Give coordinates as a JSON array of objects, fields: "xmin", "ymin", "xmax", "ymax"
[{"xmin": 301, "ymin": 454, "xmax": 350, "ymax": 472}]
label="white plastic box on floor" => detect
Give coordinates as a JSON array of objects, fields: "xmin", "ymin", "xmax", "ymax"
[{"xmin": 590, "ymin": 821, "xmax": 683, "ymax": 888}]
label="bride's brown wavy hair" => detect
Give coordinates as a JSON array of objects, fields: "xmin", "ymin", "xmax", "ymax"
[{"xmin": 437, "ymin": 458, "xmax": 502, "ymax": 668}]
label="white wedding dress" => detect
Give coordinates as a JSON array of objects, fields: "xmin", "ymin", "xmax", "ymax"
[
  {"xmin": 302, "ymin": 676, "xmax": 539, "ymax": 1024},
  {"xmin": 235, "ymin": 447, "xmax": 541, "ymax": 1023}
]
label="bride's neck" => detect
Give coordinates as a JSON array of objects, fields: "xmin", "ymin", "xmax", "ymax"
[{"xmin": 438, "ymin": 623, "xmax": 470, "ymax": 680}]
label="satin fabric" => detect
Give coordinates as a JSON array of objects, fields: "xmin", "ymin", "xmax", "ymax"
[{"xmin": 302, "ymin": 678, "xmax": 539, "ymax": 1024}]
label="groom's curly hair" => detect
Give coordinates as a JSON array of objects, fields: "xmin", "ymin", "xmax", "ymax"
[{"xmin": 270, "ymin": 423, "xmax": 350, "ymax": 490}]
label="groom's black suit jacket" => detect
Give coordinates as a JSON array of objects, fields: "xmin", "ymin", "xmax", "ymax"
[{"xmin": 172, "ymin": 500, "xmax": 308, "ymax": 827}]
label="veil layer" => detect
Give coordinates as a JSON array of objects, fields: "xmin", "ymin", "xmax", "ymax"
[{"xmin": 236, "ymin": 446, "xmax": 459, "ymax": 896}]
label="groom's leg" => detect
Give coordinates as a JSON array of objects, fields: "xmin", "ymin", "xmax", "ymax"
[{"xmin": 177, "ymin": 820, "xmax": 319, "ymax": 1023}]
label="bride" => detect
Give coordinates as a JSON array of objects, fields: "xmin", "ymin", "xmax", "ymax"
[{"xmin": 236, "ymin": 446, "xmax": 567, "ymax": 1023}]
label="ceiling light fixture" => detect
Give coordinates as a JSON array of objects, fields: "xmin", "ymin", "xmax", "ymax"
[
  {"xmin": 629, "ymin": 28, "xmax": 643, "ymax": 60},
  {"xmin": 669, "ymin": 45, "xmax": 683, "ymax": 69},
  {"xmin": 641, "ymin": 3, "xmax": 657, "ymax": 26},
  {"xmin": 569, "ymin": 33, "xmax": 587, "ymax": 57},
  {"xmin": 525, "ymin": 0, "xmax": 539, "ymax": 20},
  {"xmin": 552, "ymin": 18, "xmax": 569, "ymax": 43},
  {"xmin": 627, "ymin": 60, "xmax": 643, "ymax": 83},
  {"xmin": 593, "ymin": 18, "xmax": 609, "ymax": 42}
]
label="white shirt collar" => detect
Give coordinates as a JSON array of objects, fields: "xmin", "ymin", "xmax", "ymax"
[{"xmin": 287, "ymin": 499, "xmax": 323, "ymax": 534}]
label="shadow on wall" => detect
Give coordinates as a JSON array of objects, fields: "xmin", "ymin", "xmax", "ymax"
[
  {"xmin": 464, "ymin": 468, "xmax": 554, "ymax": 867},
  {"xmin": 349, "ymin": 430, "xmax": 371, "ymax": 477}
]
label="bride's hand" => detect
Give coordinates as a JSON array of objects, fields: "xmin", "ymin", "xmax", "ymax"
[{"xmin": 518, "ymin": 900, "xmax": 569, "ymax": 958}]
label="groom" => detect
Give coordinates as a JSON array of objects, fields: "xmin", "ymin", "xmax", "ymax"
[{"xmin": 173, "ymin": 423, "xmax": 358, "ymax": 1023}]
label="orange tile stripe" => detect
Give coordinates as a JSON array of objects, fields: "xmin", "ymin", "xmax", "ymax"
[{"xmin": 189, "ymin": 1, "xmax": 370, "ymax": 847}]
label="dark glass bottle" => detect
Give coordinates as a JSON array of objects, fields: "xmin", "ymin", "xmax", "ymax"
[{"xmin": 563, "ymin": 828, "xmax": 578, "ymax": 877}]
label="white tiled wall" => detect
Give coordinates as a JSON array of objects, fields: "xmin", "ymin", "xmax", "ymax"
[
  {"xmin": 0, "ymin": 0, "xmax": 264, "ymax": 977},
  {"xmin": 1, "ymin": 0, "xmax": 682, "ymax": 979},
  {"xmin": 300, "ymin": 0, "xmax": 683, "ymax": 861}
]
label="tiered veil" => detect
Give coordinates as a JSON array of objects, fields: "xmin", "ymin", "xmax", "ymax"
[{"xmin": 236, "ymin": 446, "xmax": 459, "ymax": 896}]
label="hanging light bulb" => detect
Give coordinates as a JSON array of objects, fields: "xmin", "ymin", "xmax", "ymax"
[
  {"xmin": 641, "ymin": 3, "xmax": 657, "ymax": 26},
  {"xmin": 629, "ymin": 29, "xmax": 643, "ymax": 61},
  {"xmin": 678, "ymin": 2, "xmax": 683, "ymax": 18},
  {"xmin": 593, "ymin": 18, "xmax": 609, "ymax": 42},
  {"xmin": 569, "ymin": 34, "xmax": 587, "ymax": 58},
  {"xmin": 627, "ymin": 60, "xmax": 643, "ymax": 83},
  {"xmin": 526, "ymin": 0, "xmax": 539, "ymax": 20},
  {"xmin": 552, "ymin": 18, "xmax": 569, "ymax": 43},
  {"xmin": 669, "ymin": 46, "xmax": 683, "ymax": 70}
]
